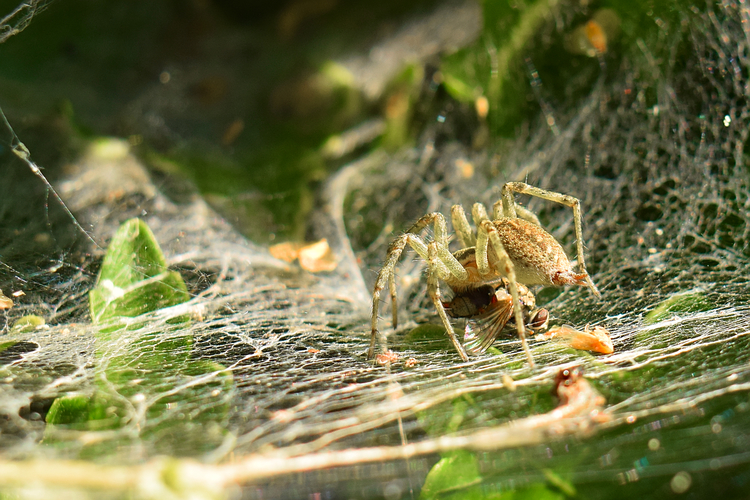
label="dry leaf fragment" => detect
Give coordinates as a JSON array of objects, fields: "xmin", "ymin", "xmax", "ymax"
[
  {"xmin": 474, "ymin": 96, "xmax": 489, "ymax": 120},
  {"xmin": 376, "ymin": 350, "xmax": 399, "ymax": 365},
  {"xmin": 564, "ymin": 8, "xmax": 621, "ymax": 57},
  {"xmin": 0, "ymin": 291, "xmax": 12, "ymax": 310},
  {"xmin": 554, "ymin": 366, "xmax": 606, "ymax": 417},
  {"xmin": 269, "ymin": 241, "xmax": 303, "ymax": 263},
  {"xmin": 297, "ymin": 239, "xmax": 337, "ymax": 272},
  {"xmin": 269, "ymin": 238, "xmax": 337, "ymax": 272},
  {"xmin": 543, "ymin": 324, "xmax": 614, "ymax": 354},
  {"xmin": 221, "ymin": 118, "xmax": 245, "ymax": 146},
  {"xmin": 454, "ymin": 158, "xmax": 475, "ymax": 178}
]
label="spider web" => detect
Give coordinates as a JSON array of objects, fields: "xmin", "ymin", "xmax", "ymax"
[
  {"xmin": 0, "ymin": 0, "xmax": 51, "ymax": 44},
  {"xmin": 1, "ymin": 0, "xmax": 750, "ymax": 499}
]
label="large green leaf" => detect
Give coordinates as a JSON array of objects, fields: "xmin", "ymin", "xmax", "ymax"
[
  {"xmin": 89, "ymin": 218, "xmax": 189, "ymax": 324},
  {"xmin": 46, "ymin": 218, "xmax": 232, "ymax": 456}
]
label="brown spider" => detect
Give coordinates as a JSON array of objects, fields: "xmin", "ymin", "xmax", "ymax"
[{"xmin": 368, "ymin": 182, "xmax": 601, "ymax": 368}]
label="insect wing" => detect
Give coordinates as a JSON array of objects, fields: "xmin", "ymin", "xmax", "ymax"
[{"xmin": 463, "ymin": 294, "xmax": 513, "ymax": 355}]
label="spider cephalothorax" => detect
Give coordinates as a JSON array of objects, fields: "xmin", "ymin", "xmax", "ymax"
[{"xmin": 368, "ymin": 182, "xmax": 600, "ymax": 368}]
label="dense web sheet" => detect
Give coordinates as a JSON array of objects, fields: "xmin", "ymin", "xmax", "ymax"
[{"xmin": 1, "ymin": 1, "xmax": 750, "ymax": 499}]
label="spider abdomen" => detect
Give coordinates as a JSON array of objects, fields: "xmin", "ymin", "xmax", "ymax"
[{"xmin": 493, "ymin": 217, "xmax": 576, "ymax": 286}]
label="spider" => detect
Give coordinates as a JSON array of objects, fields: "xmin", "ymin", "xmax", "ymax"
[{"xmin": 368, "ymin": 182, "xmax": 601, "ymax": 368}]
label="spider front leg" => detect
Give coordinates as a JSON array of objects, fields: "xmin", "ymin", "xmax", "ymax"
[
  {"xmin": 369, "ymin": 213, "xmax": 469, "ymax": 359},
  {"xmin": 499, "ymin": 182, "xmax": 601, "ymax": 299},
  {"xmin": 475, "ymin": 216, "xmax": 536, "ymax": 368},
  {"xmin": 427, "ymin": 242, "xmax": 469, "ymax": 361}
]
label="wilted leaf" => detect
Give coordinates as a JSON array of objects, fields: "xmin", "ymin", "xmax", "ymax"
[
  {"xmin": 269, "ymin": 238, "xmax": 337, "ymax": 272},
  {"xmin": 0, "ymin": 291, "xmax": 12, "ymax": 310},
  {"xmin": 542, "ymin": 325, "xmax": 614, "ymax": 354}
]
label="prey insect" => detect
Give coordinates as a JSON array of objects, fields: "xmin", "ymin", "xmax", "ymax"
[
  {"xmin": 443, "ymin": 279, "xmax": 549, "ymax": 355},
  {"xmin": 368, "ymin": 182, "xmax": 601, "ymax": 368}
]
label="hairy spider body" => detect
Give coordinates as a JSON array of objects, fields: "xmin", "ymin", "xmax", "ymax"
[
  {"xmin": 368, "ymin": 182, "xmax": 600, "ymax": 368},
  {"xmin": 495, "ymin": 218, "xmax": 594, "ymax": 287}
]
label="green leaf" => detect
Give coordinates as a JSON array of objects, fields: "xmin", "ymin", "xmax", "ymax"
[
  {"xmin": 542, "ymin": 469, "xmax": 576, "ymax": 497},
  {"xmin": 45, "ymin": 394, "xmax": 90, "ymax": 426},
  {"xmin": 418, "ymin": 395, "xmax": 476, "ymax": 439},
  {"xmin": 643, "ymin": 289, "xmax": 712, "ymax": 325},
  {"xmin": 45, "ymin": 361, "xmax": 234, "ymax": 456},
  {"xmin": 144, "ymin": 360, "xmax": 235, "ymax": 456},
  {"xmin": 441, "ymin": 73, "xmax": 479, "ymax": 103},
  {"xmin": 45, "ymin": 393, "xmax": 126, "ymax": 430},
  {"xmin": 0, "ymin": 340, "xmax": 18, "ymax": 353},
  {"xmin": 404, "ymin": 324, "xmax": 456, "ymax": 352},
  {"xmin": 11, "ymin": 315, "xmax": 45, "ymax": 332},
  {"xmin": 638, "ymin": 290, "xmax": 715, "ymax": 349},
  {"xmin": 419, "ymin": 450, "xmax": 574, "ymax": 500},
  {"xmin": 504, "ymin": 483, "xmax": 567, "ymax": 500},
  {"xmin": 45, "ymin": 218, "xmax": 236, "ymax": 456},
  {"xmin": 89, "ymin": 218, "xmax": 189, "ymax": 324},
  {"xmin": 420, "ymin": 450, "xmax": 482, "ymax": 500},
  {"xmin": 0, "ymin": 341, "xmax": 18, "ymax": 353}
]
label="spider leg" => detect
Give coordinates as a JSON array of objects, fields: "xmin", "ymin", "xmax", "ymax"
[
  {"xmin": 427, "ymin": 242, "xmax": 469, "ymax": 361},
  {"xmin": 471, "ymin": 202, "xmax": 490, "ymax": 228},
  {"xmin": 476, "ymin": 217, "xmax": 536, "ymax": 368},
  {"xmin": 408, "ymin": 213, "xmax": 469, "ymax": 282},
  {"xmin": 475, "ymin": 201, "xmax": 544, "ymax": 234},
  {"xmin": 369, "ymin": 213, "xmax": 470, "ymax": 359},
  {"xmin": 370, "ymin": 235, "xmax": 409, "ymax": 358},
  {"xmin": 388, "ymin": 272, "xmax": 397, "ymax": 333},
  {"xmin": 500, "ymin": 182, "xmax": 601, "ymax": 299},
  {"xmin": 492, "ymin": 199, "xmax": 541, "ymax": 225},
  {"xmin": 450, "ymin": 205, "xmax": 476, "ymax": 247}
]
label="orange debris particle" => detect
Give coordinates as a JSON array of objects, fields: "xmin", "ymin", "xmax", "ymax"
[
  {"xmin": 270, "ymin": 238, "xmax": 337, "ymax": 273},
  {"xmin": 543, "ymin": 324, "xmax": 614, "ymax": 354},
  {"xmin": 376, "ymin": 350, "xmax": 399, "ymax": 365}
]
